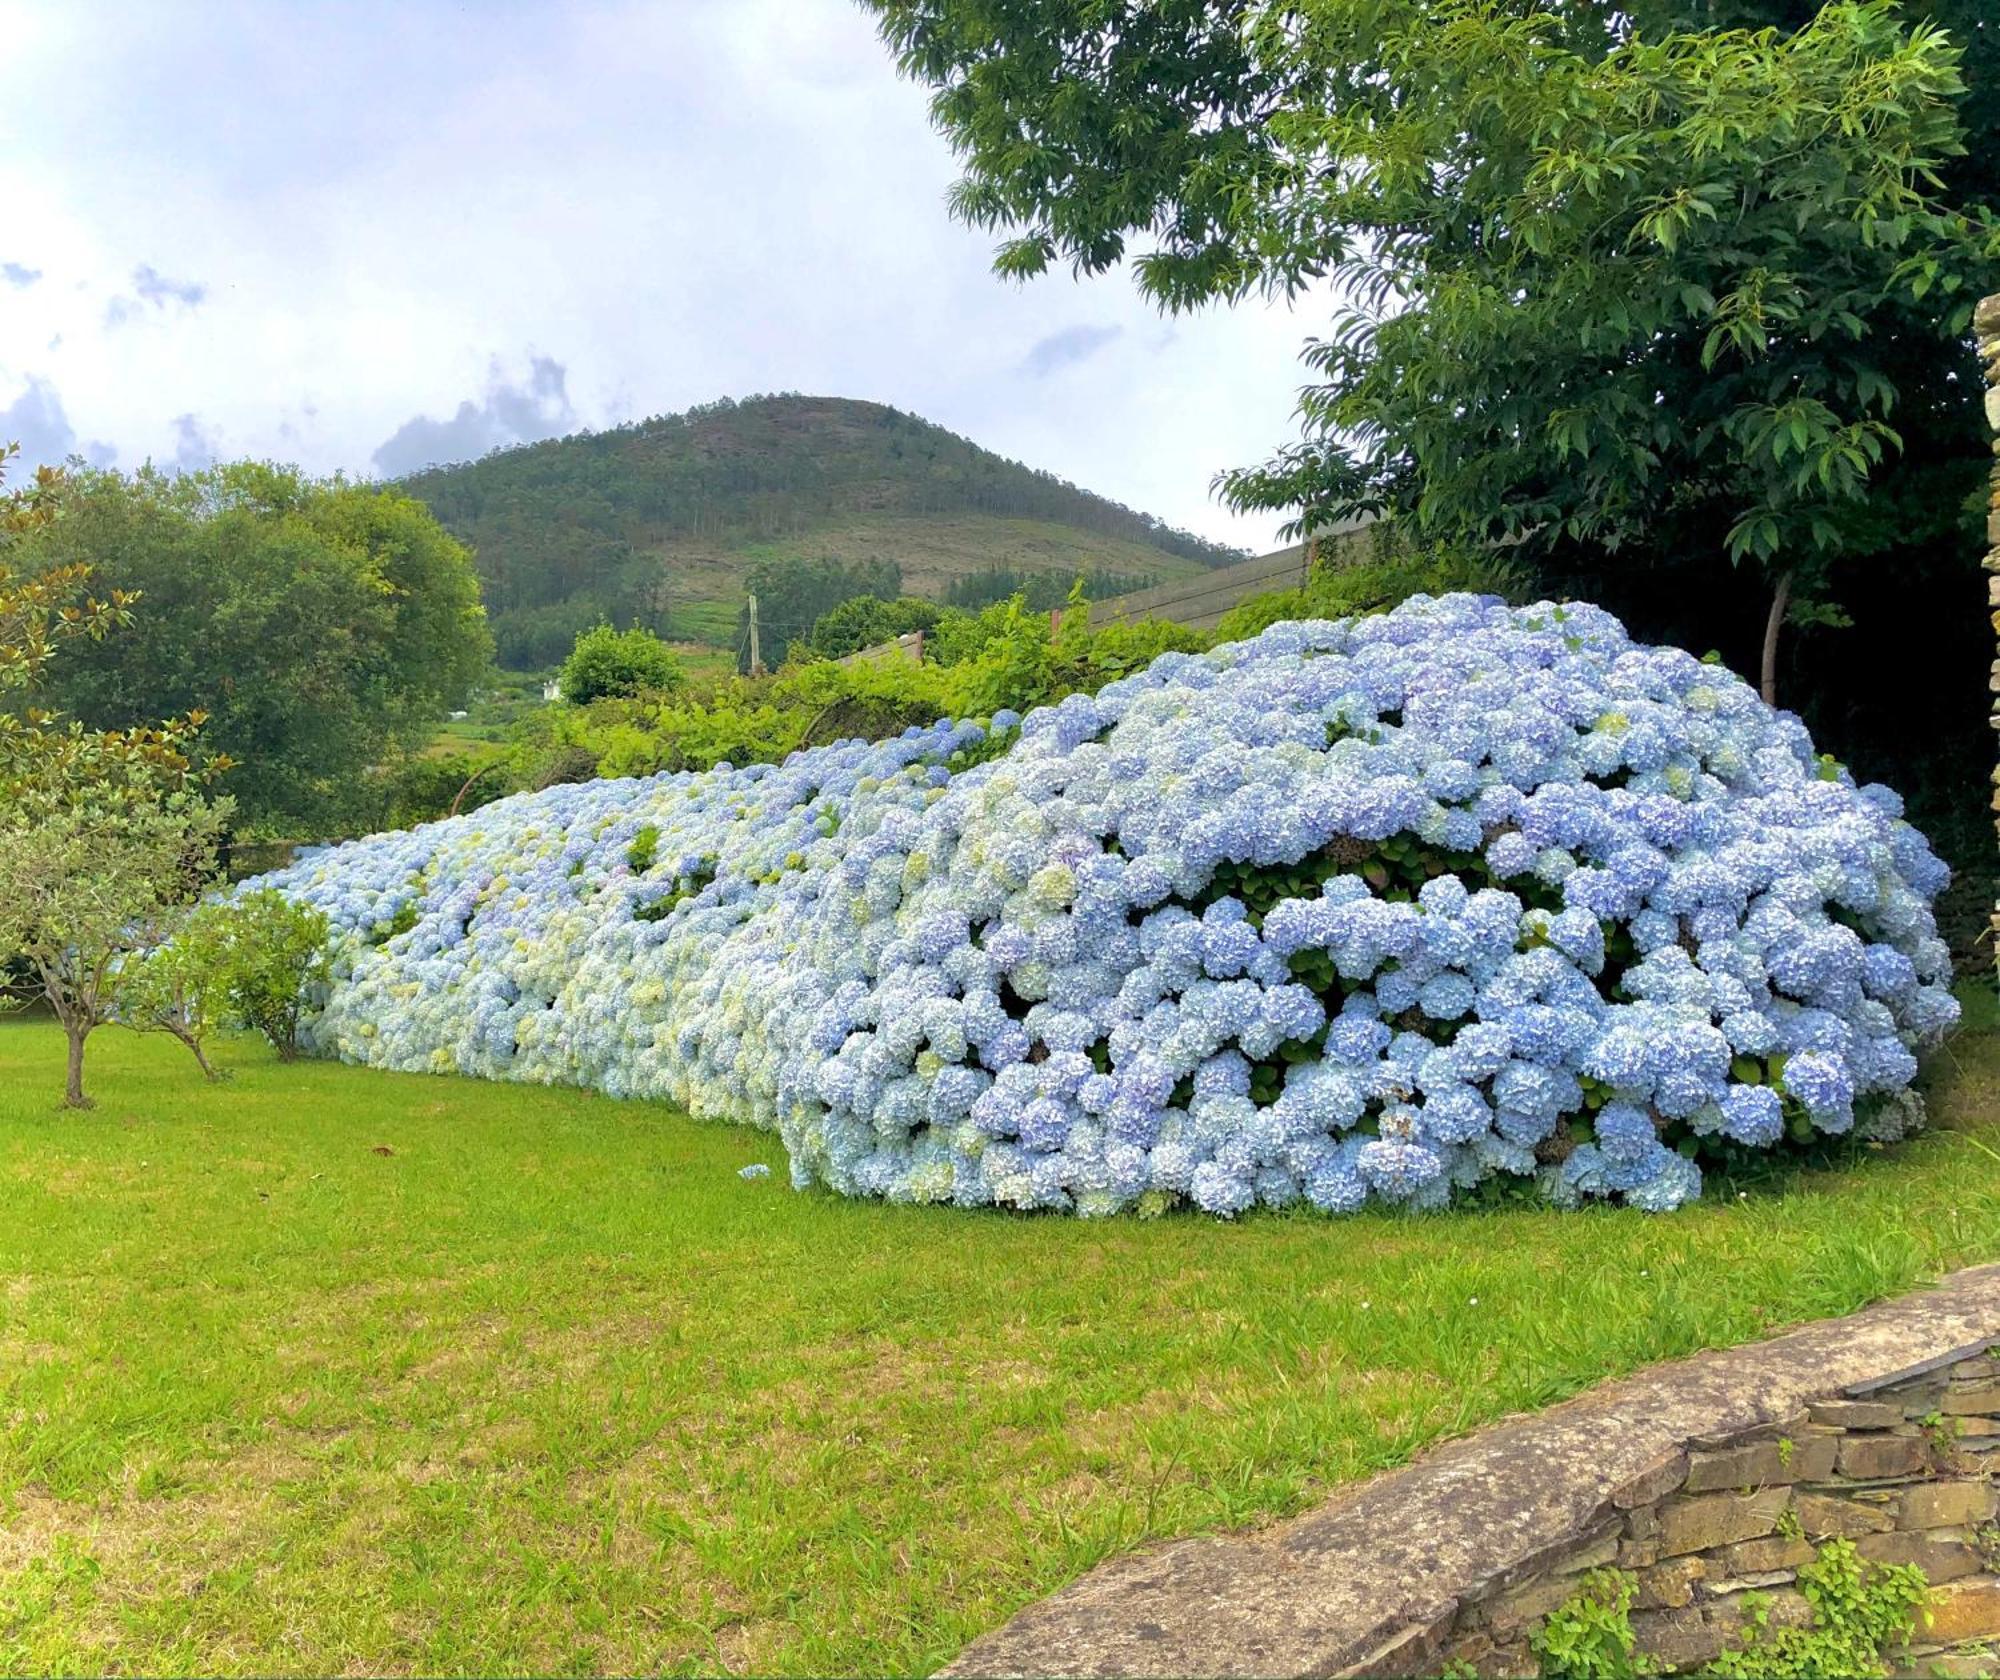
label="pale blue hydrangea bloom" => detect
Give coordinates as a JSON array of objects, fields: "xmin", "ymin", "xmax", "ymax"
[{"xmin": 241, "ymin": 594, "xmax": 1958, "ymax": 1220}]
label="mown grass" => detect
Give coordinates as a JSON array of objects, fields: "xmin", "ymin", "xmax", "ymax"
[{"xmin": 4, "ymin": 998, "xmax": 2000, "ymax": 1677}]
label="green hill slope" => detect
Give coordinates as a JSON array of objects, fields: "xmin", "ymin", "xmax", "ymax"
[{"xmin": 395, "ymin": 394, "xmax": 1245, "ymax": 667}]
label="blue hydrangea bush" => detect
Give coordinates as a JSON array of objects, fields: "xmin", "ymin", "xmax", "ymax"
[{"xmin": 250, "ymin": 594, "xmax": 1958, "ymax": 1216}]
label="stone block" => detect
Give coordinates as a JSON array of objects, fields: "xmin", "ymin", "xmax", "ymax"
[
  {"xmin": 1897, "ymin": 1480, "xmax": 1997, "ymax": 1530},
  {"xmin": 1924, "ymin": 1579, "xmax": 2000, "ymax": 1646},
  {"xmin": 1632, "ymin": 1590, "xmax": 1813, "ymax": 1670},
  {"xmin": 1976, "ymin": 293, "xmax": 2000, "ymax": 334},
  {"xmin": 1691, "ymin": 1412, "xmax": 1811, "ymax": 1452},
  {"xmin": 1794, "ymin": 1492, "xmax": 1895, "ymax": 1538},
  {"xmin": 1634, "ymin": 1557, "xmax": 1706, "ymax": 1611},
  {"xmin": 1658, "ymin": 1487, "xmax": 1791, "ymax": 1557},
  {"xmin": 1612, "ymin": 1452, "xmax": 1687, "ymax": 1509},
  {"xmin": 1809, "ymin": 1400, "xmax": 1903, "ymax": 1430},
  {"xmin": 1627, "ymin": 1606, "xmax": 1718, "ymax": 1670},
  {"xmin": 1485, "ymin": 1572, "xmax": 1576, "ymax": 1635},
  {"xmin": 1685, "ymin": 1434, "xmax": 1836, "ymax": 1492},
  {"xmin": 1685, "ymin": 1441, "xmax": 1781, "ymax": 1492},
  {"xmin": 1701, "ymin": 1569, "xmax": 1800, "ymax": 1597},
  {"xmin": 1555, "ymin": 1532, "xmax": 1622, "ymax": 1575},
  {"xmin": 1854, "ymin": 1529, "xmax": 1985, "ymax": 1581},
  {"xmin": 1917, "ymin": 1655, "xmax": 2000, "ymax": 1680},
  {"xmin": 1720, "ymin": 1535, "xmax": 1815, "ymax": 1575},
  {"xmin": 1898, "ymin": 1382, "xmax": 1949, "ymax": 1416},
  {"xmin": 1943, "ymin": 1380, "xmax": 2000, "ymax": 1416},
  {"xmin": 1343, "ymin": 1615, "xmax": 1453, "ymax": 1679},
  {"xmin": 1837, "ymin": 1433, "xmax": 1930, "ymax": 1479}
]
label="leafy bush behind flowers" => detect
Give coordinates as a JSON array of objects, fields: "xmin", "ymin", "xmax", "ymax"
[
  {"xmin": 245, "ymin": 594, "xmax": 1957, "ymax": 1217},
  {"xmin": 514, "ymin": 597, "xmax": 1205, "ymax": 785}
]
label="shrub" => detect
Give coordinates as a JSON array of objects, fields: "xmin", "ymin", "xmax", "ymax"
[
  {"xmin": 558, "ymin": 623, "xmax": 685, "ymax": 705},
  {"xmin": 1537, "ymin": 1541, "xmax": 1929, "ymax": 1680},
  {"xmin": 1706, "ymin": 1539, "xmax": 1930, "ymax": 1678},
  {"xmin": 1532, "ymin": 1569, "xmax": 1650, "ymax": 1679},
  {"xmin": 116, "ymin": 904, "xmax": 236, "ymax": 1080},
  {"xmin": 218, "ymin": 889, "xmax": 332, "ymax": 1061},
  {"xmin": 806, "ymin": 596, "xmax": 942, "ymax": 658},
  {"xmin": 242, "ymin": 596, "xmax": 1955, "ymax": 1215},
  {"xmin": 524, "ymin": 596, "xmax": 1204, "ymax": 788},
  {"xmin": 374, "ymin": 750, "xmax": 508, "ymax": 830},
  {"xmin": 1216, "ymin": 542, "xmax": 1531, "ymax": 642}
]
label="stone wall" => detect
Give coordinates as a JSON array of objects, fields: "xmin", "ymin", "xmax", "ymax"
[
  {"xmin": 1984, "ymin": 294, "xmax": 2000, "ymax": 974},
  {"xmin": 1440, "ymin": 1346, "xmax": 2000, "ymax": 1675},
  {"xmin": 942, "ymin": 1266, "xmax": 2000, "ymax": 1679}
]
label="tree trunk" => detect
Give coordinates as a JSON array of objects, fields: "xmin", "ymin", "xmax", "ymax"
[
  {"xmin": 1759, "ymin": 569, "xmax": 1793, "ymax": 708},
  {"xmin": 63, "ymin": 1025, "xmax": 92, "ymax": 1110},
  {"xmin": 178, "ymin": 1029, "xmax": 219, "ymax": 1082}
]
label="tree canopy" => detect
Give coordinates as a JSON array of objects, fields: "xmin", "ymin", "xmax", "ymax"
[
  {"xmin": 867, "ymin": 0, "xmax": 2000, "ymax": 899},
  {"xmin": 20, "ymin": 463, "xmax": 491, "ymax": 836},
  {"xmin": 558, "ymin": 622, "xmax": 686, "ymax": 704}
]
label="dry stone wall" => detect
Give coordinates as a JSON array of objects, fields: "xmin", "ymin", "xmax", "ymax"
[
  {"xmin": 1440, "ymin": 1345, "xmax": 2000, "ymax": 1676},
  {"xmin": 942, "ymin": 1266, "xmax": 2000, "ymax": 1679}
]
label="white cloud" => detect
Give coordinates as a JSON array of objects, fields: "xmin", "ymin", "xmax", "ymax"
[
  {"xmin": 132, "ymin": 264, "xmax": 207, "ymax": 309},
  {"xmin": 372, "ymin": 355, "xmax": 575, "ymax": 477},
  {"xmin": 0, "ymin": 373, "xmax": 115, "ymax": 470},
  {"xmin": 170, "ymin": 412, "xmax": 218, "ymax": 472},
  {"xmin": 1022, "ymin": 325, "xmax": 1123, "ymax": 377},
  {"xmin": 0, "ymin": 0, "xmax": 1317, "ymax": 549},
  {"xmin": 0, "ymin": 374, "xmax": 74, "ymax": 466}
]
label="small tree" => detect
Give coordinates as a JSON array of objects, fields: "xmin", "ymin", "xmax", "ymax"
[
  {"xmin": 219, "ymin": 889, "xmax": 331, "ymax": 1061},
  {"xmin": 558, "ymin": 623, "xmax": 685, "ymax": 704},
  {"xmin": 806, "ymin": 595, "xmax": 942, "ymax": 659},
  {"xmin": 0, "ymin": 790, "xmax": 227, "ymax": 1106},
  {"xmin": 117, "ymin": 904, "xmax": 235, "ymax": 1080}
]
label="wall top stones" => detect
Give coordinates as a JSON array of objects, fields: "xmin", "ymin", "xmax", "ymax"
[{"xmin": 943, "ymin": 1266, "xmax": 2000, "ymax": 1679}]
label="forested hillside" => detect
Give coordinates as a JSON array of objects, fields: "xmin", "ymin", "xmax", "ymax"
[{"xmin": 397, "ymin": 394, "xmax": 1244, "ymax": 666}]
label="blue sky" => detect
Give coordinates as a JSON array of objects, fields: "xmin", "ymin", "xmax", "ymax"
[{"xmin": 0, "ymin": 0, "xmax": 1322, "ymax": 549}]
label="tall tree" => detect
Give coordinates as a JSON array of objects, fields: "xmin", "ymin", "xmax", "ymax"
[
  {"xmin": 868, "ymin": 0, "xmax": 2000, "ymax": 858},
  {"xmin": 22, "ymin": 463, "xmax": 491, "ymax": 836}
]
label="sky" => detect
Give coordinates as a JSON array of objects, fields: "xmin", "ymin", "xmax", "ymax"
[{"xmin": 0, "ymin": 0, "xmax": 1324, "ymax": 552}]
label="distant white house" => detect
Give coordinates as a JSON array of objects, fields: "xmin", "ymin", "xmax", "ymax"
[{"xmin": 543, "ymin": 678, "xmax": 562, "ymax": 702}]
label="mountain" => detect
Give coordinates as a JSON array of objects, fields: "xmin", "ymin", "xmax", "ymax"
[{"xmin": 394, "ymin": 393, "xmax": 1247, "ymax": 668}]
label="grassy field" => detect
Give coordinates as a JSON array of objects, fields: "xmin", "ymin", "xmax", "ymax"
[{"xmin": 6, "ymin": 1001, "xmax": 2000, "ymax": 1676}]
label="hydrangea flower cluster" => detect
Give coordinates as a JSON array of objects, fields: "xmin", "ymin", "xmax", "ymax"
[{"xmin": 247, "ymin": 594, "xmax": 1958, "ymax": 1217}]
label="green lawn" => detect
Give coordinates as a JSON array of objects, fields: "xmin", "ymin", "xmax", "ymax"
[{"xmin": 6, "ymin": 1004, "xmax": 2000, "ymax": 1677}]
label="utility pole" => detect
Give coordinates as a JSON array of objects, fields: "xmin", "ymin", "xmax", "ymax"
[{"xmin": 746, "ymin": 591, "xmax": 766, "ymax": 676}]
